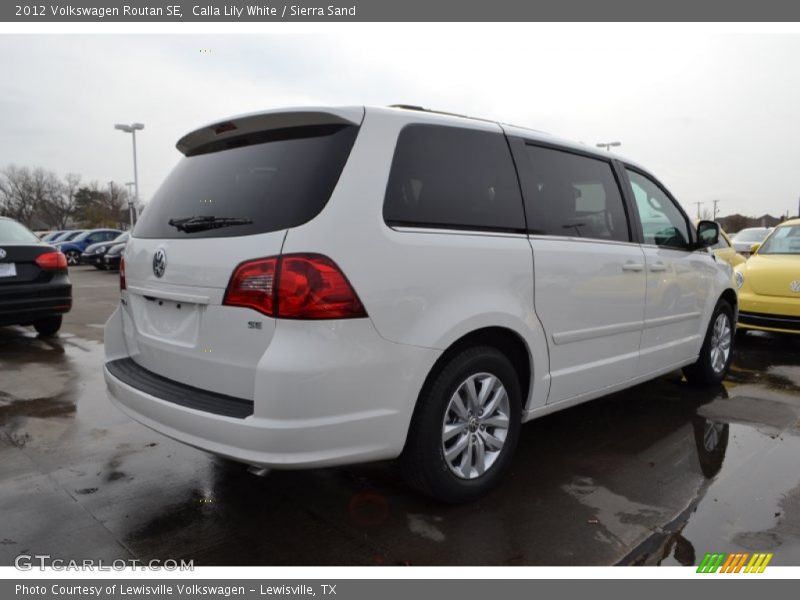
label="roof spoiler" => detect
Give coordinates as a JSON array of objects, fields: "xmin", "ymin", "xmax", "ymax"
[{"xmin": 176, "ymin": 106, "xmax": 365, "ymax": 156}]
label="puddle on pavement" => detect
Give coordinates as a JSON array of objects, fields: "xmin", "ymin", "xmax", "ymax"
[{"xmin": 2, "ymin": 325, "xmax": 800, "ymax": 565}]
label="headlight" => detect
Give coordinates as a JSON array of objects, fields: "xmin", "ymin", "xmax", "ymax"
[{"xmin": 735, "ymin": 271, "xmax": 744, "ymax": 289}]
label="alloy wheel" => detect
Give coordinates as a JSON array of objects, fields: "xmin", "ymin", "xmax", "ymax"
[
  {"xmin": 441, "ymin": 372, "xmax": 510, "ymax": 480},
  {"xmin": 709, "ymin": 313, "xmax": 732, "ymax": 374}
]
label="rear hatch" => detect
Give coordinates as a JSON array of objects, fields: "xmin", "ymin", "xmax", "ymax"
[{"xmin": 120, "ymin": 107, "xmax": 363, "ymax": 400}]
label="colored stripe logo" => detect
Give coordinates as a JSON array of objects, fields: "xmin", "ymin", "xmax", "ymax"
[{"xmin": 697, "ymin": 552, "xmax": 773, "ymax": 573}]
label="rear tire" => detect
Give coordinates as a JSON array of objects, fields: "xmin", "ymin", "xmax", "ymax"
[
  {"xmin": 401, "ymin": 346, "xmax": 522, "ymax": 503},
  {"xmin": 33, "ymin": 315, "xmax": 62, "ymax": 337},
  {"xmin": 65, "ymin": 250, "xmax": 80, "ymax": 267},
  {"xmin": 683, "ymin": 300, "xmax": 734, "ymax": 385}
]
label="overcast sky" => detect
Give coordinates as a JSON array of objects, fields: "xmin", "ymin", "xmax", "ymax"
[{"xmin": 1, "ymin": 28, "xmax": 799, "ymax": 218}]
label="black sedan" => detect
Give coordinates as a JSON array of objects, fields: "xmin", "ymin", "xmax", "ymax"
[
  {"xmin": 0, "ymin": 217, "xmax": 72, "ymax": 336},
  {"xmin": 102, "ymin": 241, "xmax": 127, "ymax": 270},
  {"xmin": 80, "ymin": 231, "xmax": 130, "ymax": 268}
]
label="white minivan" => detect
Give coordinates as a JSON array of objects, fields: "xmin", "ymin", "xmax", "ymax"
[{"xmin": 104, "ymin": 106, "xmax": 737, "ymax": 502}]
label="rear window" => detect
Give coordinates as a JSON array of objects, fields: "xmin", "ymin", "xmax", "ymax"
[
  {"xmin": 134, "ymin": 125, "xmax": 359, "ymax": 239},
  {"xmin": 383, "ymin": 124, "xmax": 525, "ymax": 232},
  {"xmin": 0, "ymin": 219, "xmax": 39, "ymax": 244}
]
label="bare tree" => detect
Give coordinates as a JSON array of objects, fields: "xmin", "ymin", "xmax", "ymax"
[
  {"xmin": 44, "ymin": 173, "xmax": 81, "ymax": 229},
  {"xmin": 0, "ymin": 165, "xmax": 38, "ymax": 225},
  {"xmin": 75, "ymin": 181, "xmax": 129, "ymax": 227}
]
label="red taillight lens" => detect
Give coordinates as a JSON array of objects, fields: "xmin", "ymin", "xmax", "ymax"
[
  {"xmin": 223, "ymin": 254, "xmax": 366, "ymax": 319},
  {"xmin": 223, "ymin": 257, "xmax": 278, "ymax": 316},
  {"xmin": 35, "ymin": 251, "xmax": 68, "ymax": 270},
  {"xmin": 278, "ymin": 254, "xmax": 366, "ymax": 319},
  {"xmin": 120, "ymin": 257, "xmax": 126, "ymax": 290}
]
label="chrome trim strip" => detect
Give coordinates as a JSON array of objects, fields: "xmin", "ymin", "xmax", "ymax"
[
  {"xmin": 528, "ymin": 234, "xmax": 643, "ymax": 249},
  {"xmin": 389, "ymin": 226, "xmax": 528, "ymax": 239}
]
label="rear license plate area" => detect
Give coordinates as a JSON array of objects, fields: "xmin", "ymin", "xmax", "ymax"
[{"xmin": 130, "ymin": 294, "xmax": 201, "ymax": 346}]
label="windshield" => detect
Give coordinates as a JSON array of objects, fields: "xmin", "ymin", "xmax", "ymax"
[
  {"xmin": 112, "ymin": 232, "xmax": 129, "ymax": 243},
  {"xmin": 735, "ymin": 228, "xmax": 769, "ymax": 242},
  {"xmin": 0, "ymin": 219, "xmax": 40, "ymax": 244},
  {"xmin": 758, "ymin": 225, "xmax": 800, "ymax": 255},
  {"xmin": 72, "ymin": 230, "xmax": 97, "ymax": 242},
  {"xmin": 134, "ymin": 124, "xmax": 359, "ymax": 239},
  {"xmin": 58, "ymin": 230, "xmax": 83, "ymax": 241}
]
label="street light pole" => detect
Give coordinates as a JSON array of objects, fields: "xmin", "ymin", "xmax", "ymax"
[
  {"xmin": 114, "ymin": 122, "xmax": 144, "ymax": 230},
  {"xmin": 124, "ymin": 182, "xmax": 135, "ymax": 225}
]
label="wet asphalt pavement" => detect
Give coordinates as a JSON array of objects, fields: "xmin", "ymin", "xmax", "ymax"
[{"xmin": 2, "ymin": 267, "xmax": 800, "ymax": 566}]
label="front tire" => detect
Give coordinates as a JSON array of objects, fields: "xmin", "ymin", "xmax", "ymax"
[
  {"xmin": 33, "ymin": 315, "xmax": 62, "ymax": 337},
  {"xmin": 683, "ymin": 300, "xmax": 734, "ymax": 385},
  {"xmin": 65, "ymin": 250, "xmax": 80, "ymax": 267},
  {"xmin": 401, "ymin": 346, "xmax": 522, "ymax": 503}
]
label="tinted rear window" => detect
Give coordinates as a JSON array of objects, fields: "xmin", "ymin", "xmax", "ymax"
[
  {"xmin": 134, "ymin": 125, "xmax": 358, "ymax": 239},
  {"xmin": 383, "ymin": 124, "xmax": 525, "ymax": 232},
  {"xmin": 0, "ymin": 219, "xmax": 39, "ymax": 244}
]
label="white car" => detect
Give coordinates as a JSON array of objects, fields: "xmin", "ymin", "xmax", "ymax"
[
  {"xmin": 731, "ymin": 227, "xmax": 772, "ymax": 256},
  {"xmin": 104, "ymin": 106, "xmax": 737, "ymax": 502}
]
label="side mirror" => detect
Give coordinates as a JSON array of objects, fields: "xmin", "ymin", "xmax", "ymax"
[
  {"xmin": 750, "ymin": 243, "xmax": 761, "ymax": 255},
  {"xmin": 696, "ymin": 220, "xmax": 720, "ymax": 249}
]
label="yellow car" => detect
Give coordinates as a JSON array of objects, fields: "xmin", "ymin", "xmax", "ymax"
[
  {"xmin": 735, "ymin": 218, "xmax": 800, "ymax": 335},
  {"xmin": 713, "ymin": 229, "xmax": 747, "ymax": 268},
  {"xmin": 694, "ymin": 221, "xmax": 746, "ymax": 268}
]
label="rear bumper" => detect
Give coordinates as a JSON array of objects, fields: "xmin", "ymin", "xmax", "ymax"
[
  {"xmin": 0, "ymin": 280, "xmax": 71, "ymax": 326},
  {"xmin": 103, "ymin": 307, "xmax": 440, "ymax": 469}
]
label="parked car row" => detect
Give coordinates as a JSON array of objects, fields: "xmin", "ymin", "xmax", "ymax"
[
  {"xmin": 53, "ymin": 228, "xmax": 122, "ymax": 266},
  {"xmin": 81, "ymin": 232, "xmax": 129, "ymax": 269}
]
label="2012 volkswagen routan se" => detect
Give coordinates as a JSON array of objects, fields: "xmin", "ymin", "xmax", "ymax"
[{"xmin": 104, "ymin": 106, "xmax": 737, "ymax": 502}]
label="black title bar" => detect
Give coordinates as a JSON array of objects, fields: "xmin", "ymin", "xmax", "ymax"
[{"xmin": 4, "ymin": 0, "xmax": 800, "ymax": 22}]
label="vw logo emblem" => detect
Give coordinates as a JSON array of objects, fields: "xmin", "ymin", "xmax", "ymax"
[
  {"xmin": 152, "ymin": 248, "xmax": 167, "ymax": 278},
  {"xmin": 791, "ymin": 280, "xmax": 800, "ymax": 293},
  {"xmin": 0, "ymin": 248, "xmax": 6, "ymax": 260}
]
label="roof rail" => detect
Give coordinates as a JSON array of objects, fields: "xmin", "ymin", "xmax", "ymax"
[{"xmin": 388, "ymin": 104, "xmax": 496, "ymax": 124}]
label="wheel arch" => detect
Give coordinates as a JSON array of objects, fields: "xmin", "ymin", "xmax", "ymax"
[
  {"xmin": 720, "ymin": 287, "xmax": 738, "ymax": 315},
  {"xmin": 416, "ymin": 326, "xmax": 533, "ymax": 415}
]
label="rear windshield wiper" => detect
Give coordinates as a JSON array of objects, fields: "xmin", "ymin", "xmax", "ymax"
[{"xmin": 167, "ymin": 215, "xmax": 253, "ymax": 233}]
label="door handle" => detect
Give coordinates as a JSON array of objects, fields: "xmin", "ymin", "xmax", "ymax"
[
  {"xmin": 622, "ymin": 262, "xmax": 645, "ymax": 272},
  {"xmin": 650, "ymin": 262, "xmax": 668, "ymax": 272}
]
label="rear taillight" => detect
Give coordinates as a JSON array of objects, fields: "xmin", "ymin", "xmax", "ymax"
[
  {"xmin": 223, "ymin": 253, "xmax": 367, "ymax": 319},
  {"xmin": 120, "ymin": 257, "xmax": 126, "ymax": 290},
  {"xmin": 35, "ymin": 251, "xmax": 68, "ymax": 270},
  {"xmin": 223, "ymin": 257, "xmax": 277, "ymax": 316}
]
